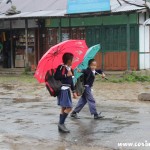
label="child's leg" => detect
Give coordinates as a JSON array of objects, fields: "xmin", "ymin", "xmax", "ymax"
[
  {"xmin": 59, "ymin": 107, "xmax": 72, "ymax": 125},
  {"xmin": 64, "ymin": 107, "xmax": 72, "ymax": 114},
  {"xmin": 62, "ymin": 107, "xmax": 72, "ymax": 124},
  {"xmin": 72, "ymin": 95, "xmax": 87, "ymax": 114},
  {"xmin": 58, "ymin": 108, "xmax": 70, "ymax": 133},
  {"xmin": 58, "ymin": 89, "xmax": 72, "ymax": 132},
  {"xmin": 59, "ymin": 107, "xmax": 66, "ymax": 124},
  {"xmin": 61, "ymin": 107, "xmax": 66, "ymax": 114},
  {"xmin": 85, "ymin": 87, "xmax": 98, "ymax": 115}
]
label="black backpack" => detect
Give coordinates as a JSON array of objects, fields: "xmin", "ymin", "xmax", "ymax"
[
  {"xmin": 45, "ymin": 69, "xmax": 62, "ymax": 97},
  {"xmin": 75, "ymin": 75, "xmax": 85, "ymax": 96}
]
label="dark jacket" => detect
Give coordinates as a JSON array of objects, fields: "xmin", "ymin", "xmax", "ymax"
[
  {"xmin": 54, "ymin": 65, "xmax": 75, "ymax": 93},
  {"xmin": 82, "ymin": 68, "xmax": 103, "ymax": 87}
]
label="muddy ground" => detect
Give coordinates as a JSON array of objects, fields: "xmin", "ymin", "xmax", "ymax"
[{"xmin": 0, "ymin": 75, "xmax": 150, "ymax": 150}]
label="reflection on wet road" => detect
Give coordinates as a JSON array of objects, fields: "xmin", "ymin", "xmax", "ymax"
[{"xmin": 0, "ymin": 82, "xmax": 150, "ymax": 150}]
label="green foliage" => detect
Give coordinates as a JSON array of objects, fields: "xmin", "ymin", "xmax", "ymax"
[
  {"xmin": 23, "ymin": 66, "xmax": 31, "ymax": 75},
  {"xmin": 123, "ymin": 72, "xmax": 150, "ymax": 82},
  {"xmin": 97, "ymin": 72, "xmax": 150, "ymax": 83}
]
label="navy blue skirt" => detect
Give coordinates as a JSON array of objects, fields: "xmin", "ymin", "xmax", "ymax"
[{"xmin": 57, "ymin": 89, "xmax": 72, "ymax": 108}]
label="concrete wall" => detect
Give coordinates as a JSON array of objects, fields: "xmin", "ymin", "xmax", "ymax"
[{"xmin": 139, "ymin": 13, "xmax": 150, "ymax": 70}]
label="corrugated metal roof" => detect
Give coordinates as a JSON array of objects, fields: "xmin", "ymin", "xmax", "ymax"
[
  {"xmin": 0, "ymin": 10, "xmax": 66, "ymax": 19},
  {"xmin": 0, "ymin": 0, "xmax": 67, "ymax": 19},
  {"xmin": 0, "ymin": 0, "xmax": 148, "ymax": 19},
  {"xmin": 111, "ymin": 0, "xmax": 146, "ymax": 12},
  {"xmin": 0, "ymin": 0, "xmax": 67, "ymax": 12},
  {"xmin": 0, "ymin": 12, "xmax": 63, "ymax": 20},
  {"xmin": 25, "ymin": 10, "xmax": 66, "ymax": 17},
  {"xmin": 112, "ymin": 4, "xmax": 144, "ymax": 13}
]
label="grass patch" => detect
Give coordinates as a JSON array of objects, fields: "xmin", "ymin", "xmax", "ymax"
[
  {"xmin": 0, "ymin": 74, "xmax": 37, "ymax": 84},
  {"xmin": 0, "ymin": 71, "xmax": 149, "ymax": 85},
  {"xmin": 97, "ymin": 72, "xmax": 150, "ymax": 83}
]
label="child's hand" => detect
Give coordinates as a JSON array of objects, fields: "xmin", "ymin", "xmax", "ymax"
[
  {"xmin": 67, "ymin": 71, "xmax": 73, "ymax": 77},
  {"xmin": 102, "ymin": 73, "xmax": 106, "ymax": 78},
  {"xmin": 73, "ymin": 93, "xmax": 78, "ymax": 99},
  {"xmin": 77, "ymin": 68, "xmax": 81, "ymax": 73}
]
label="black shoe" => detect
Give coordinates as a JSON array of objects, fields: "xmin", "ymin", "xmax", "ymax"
[
  {"xmin": 70, "ymin": 113, "xmax": 80, "ymax": 119},
  {"xmin": 58, "ymin": 124, "xmax": 70, "ymax": 133},
  {"xmin": 94, "ymin": 112, "xmax": 104, "ymax": 120}
]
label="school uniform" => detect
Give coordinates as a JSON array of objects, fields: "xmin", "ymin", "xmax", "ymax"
[
  {"xmin": 54, "ymin": 65, "xmax": 75, "ymax": 108},
  {"xmin": 73, "ymin": 68, "xmax": 103, "ymax": 115}
]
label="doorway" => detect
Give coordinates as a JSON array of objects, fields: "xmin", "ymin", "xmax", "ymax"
[{"xmin": 0, "ymin": 31, "xmax": 11, "ymax": 68}]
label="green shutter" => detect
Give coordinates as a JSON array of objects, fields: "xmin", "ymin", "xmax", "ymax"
[
  {"xmin": 86, "ymin": 28, "xmax": 93, "ymax": 47},
  {"xmin": 130, "ymin": 25, "xmax": 139, "ymax": 51},
  {"xmin": 86, "ymin": 24, "xmax": 139, "ymax": 52},
  {"xmin": 95, "ymin": 28, "xmax": 101, "ymax": 45},
  {"xmin": 113, "ymin": 27, "xmax": 119, "ymax": 50},
  {"xmin": 119, "ymin": 26, "xmax": 127, "ymax": 51}
]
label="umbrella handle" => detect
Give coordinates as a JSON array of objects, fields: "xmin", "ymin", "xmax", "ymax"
[
  {"xmin": 95, "ymin": 71, "xmax": 108, "ymax": 80},
  {"xmin": 76, "ymin": 67, "xmax": 82, "ymax": 73}
]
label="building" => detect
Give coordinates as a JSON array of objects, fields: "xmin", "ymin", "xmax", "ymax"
[
  {"xmin": 0, "ymin": 0, "xmax": 66, "ymax": 69},
  {"xmin": 0, "ymin": 0, "xmax": 150, "ymax": 71}
]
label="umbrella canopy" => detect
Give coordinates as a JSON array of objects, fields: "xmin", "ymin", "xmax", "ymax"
[
  {"xmin": 34, "ymin": 40, "xmax": 88, "ymax": 83},
  {"xmin": 74, "ymin": 44, "xmax": 101, "ymax": 82}
]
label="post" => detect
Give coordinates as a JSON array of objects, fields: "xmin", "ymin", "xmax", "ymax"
[
  {"xmin": 102, "ymin": 47, "xmax": 104, "ymax": 70},
  {"xmin": 69, "ymin": 17, "xmax": 71, "ymax": 39},
  {"xmin": 25, "ymin": 19, "xmax": 28, "ymax": 67},
  {"xmin": 37, "ymin": 24, "xmax": 40, "ymax": 61},
  {"xmin": 58, "ymin": 18, "xmax": 62, "ymax": 42},
  {"xmin": 101, "ymin": 24, "xmax": 104, "ymax": 70},
  {"xmin": 127, "ymin": 14, "xmax": 131, "ymax": 70},
  {"xmin": 10, "ymin": 20, "xmax": 14, "ymax": 68}
]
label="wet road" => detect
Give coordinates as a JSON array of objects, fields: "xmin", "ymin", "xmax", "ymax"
[{"xmin": 0, "ymin": 81, "xmax": 150, "ymax": 150}]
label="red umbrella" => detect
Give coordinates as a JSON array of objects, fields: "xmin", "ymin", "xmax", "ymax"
[{"xmin": 34, "ymin": 40, "xmax": 88, "ymax": 83}]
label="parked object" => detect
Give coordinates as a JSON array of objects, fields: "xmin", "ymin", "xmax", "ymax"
[{"xmin": 138, "ymin": 93, "xmax": 150, "ymax": 101}]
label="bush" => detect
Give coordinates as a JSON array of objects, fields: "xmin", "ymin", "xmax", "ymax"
[
  {"xmin": 23, "ymin": 66, "xmax": 31, "ymax": 75},
  {"xmin": 97, "ymin": 71, "xmax": 150, "ymax": 83},
  {"xmin": 123, "ymin": 72, "xmax": 150, "ymax": 82}
]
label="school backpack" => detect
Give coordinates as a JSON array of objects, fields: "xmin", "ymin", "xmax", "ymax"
[
  {"xmin": 75, "ymin": 72, "xmax": 91, "ymax": 96},
  {"xmin": 45, "ymin": 69, "xmax": 63, "ymax": 97},
  {"xmin": 75, "ymin": 75, "xmax": 85, "ymax": 96}
]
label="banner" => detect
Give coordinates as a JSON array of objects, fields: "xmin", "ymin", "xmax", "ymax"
[{"xmin": 67, "ymin": 0, "xmax": 110, "ymax": 14}]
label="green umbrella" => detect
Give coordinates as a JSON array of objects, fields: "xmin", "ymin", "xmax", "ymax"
[{"xmin": 74, "ymin": 44, "xmax": 101, "ymax": 82}]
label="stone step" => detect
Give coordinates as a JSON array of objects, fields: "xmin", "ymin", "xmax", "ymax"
[{"xmin": 0, "ymin": 68, "xmax": 24, "ymax": 75}]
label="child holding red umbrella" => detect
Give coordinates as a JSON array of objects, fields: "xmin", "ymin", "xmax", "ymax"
[{"xmin": 54, "ymin": 53, "xmax": 78, "ymax": 133}]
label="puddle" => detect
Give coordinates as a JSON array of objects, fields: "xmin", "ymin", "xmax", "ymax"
[
  {"xmin": 113, "ymin": 106, "xmax": 139, "ymax": 114},
  {"xmin": 13, "ymin": 98, "xmax": 41, "ymax": 103},
  {"xmin": 43, "ymin": 113, "xmax": 56, "ymax": 116},
  {"xmin": 0, "ymin": 98, "xmax": 12, "ymax": 100},
  {"xmin": 0, "ymin": 92, "xmax": 13, "ymax": 95},
  {"xmin": 0, "ymin": 78, "xmax": 150, "ymax": 150},
  {"xmin": 113, "ymin": 120, "xmax": 139, "ymax": 126},
  {"xmin": 1, "ymin": 84, "xmax": 14, "ymax": 90},
  {"xmin": 27, "ymin": 105, "xmax": 42, "ymax": 109},
  {"xmin": 14, "ymin": 119, "xmax": 33, "ymax": 124}
]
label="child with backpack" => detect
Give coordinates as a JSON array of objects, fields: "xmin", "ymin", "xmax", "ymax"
[
  {"xmin": 71, "ymin": 59, "xmax": 106, "ymax": 119},
  {"xmin": 54, "ymin": 53, "xmax": 78, "ymax": 133}
]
